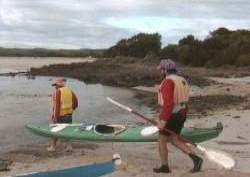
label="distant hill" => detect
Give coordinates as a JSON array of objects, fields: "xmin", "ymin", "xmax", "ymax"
[{"xmin": 0, "ymin": 47, "xmax": 106, "ymax": 58}]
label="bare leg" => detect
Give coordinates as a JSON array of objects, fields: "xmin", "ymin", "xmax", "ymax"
[
  {"xmin": 153, "ymin": 134, "xmax": 171, "ymax": 173},
  {"xmin": 170, "ymin": 135, "xmax": 203, "ymax": 172},
  {"xmin": 159, "ymin": 134, "xmax": 169, "ymax": 165},
  {"xmin": 47, "ymin": 138, "xmax": 57, "ymax": 151},
  {"xmin": 53, "ymin": 138, "xmax": 58, "ymax": 147},
  {"xmin": 65, "ymin": 140, "xmax": 73, "ymax": 152},
  {"xmin": 170, "ymin": 135, "xmax": 192, "ymax": 154}
]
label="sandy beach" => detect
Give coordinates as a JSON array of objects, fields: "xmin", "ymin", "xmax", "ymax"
[
  {"xmin": 1, "ymin": 113, "xmax": 250, "ymax": 177},
  {"xmin": 1, "ymin": 68, "xmax": 250, "ymax": 176}
]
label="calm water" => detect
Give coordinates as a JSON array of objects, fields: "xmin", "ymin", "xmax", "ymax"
[
  {"xmin": 0, "ymin": 76, "xmax": 154, "ymax": 152},
  {"xmin": 0, "ymin": 57, "xmax": 92, "ymax": 74}
]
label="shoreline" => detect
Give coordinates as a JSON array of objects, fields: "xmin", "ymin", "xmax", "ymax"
[
  {"xmin": 1, "ymin": 57, "xmax": 250, "ymax": 176},
  {"xmin": 29, "ymin": 57, "xmax": 249, "ymax": 115},
  {"xmin": 2, "ymin": 107, "xmax": 250, "ymax": 176},
  {"xmin": 0, "ymin": 57, "xmax": 95, "ymax": 75}
]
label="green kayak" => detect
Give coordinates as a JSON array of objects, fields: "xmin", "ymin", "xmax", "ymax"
[{"xmin": 25, "ymin": 122, "xmax": 223, "ymax": 143}]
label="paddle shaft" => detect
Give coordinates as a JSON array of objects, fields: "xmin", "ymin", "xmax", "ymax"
[
  {"xmin": 131, "ymin": 110, "xmax": 197, "ymax": 147},
  {"xmin": 106, "ymin": 97, "xmax": 196, "ymax": 147}
]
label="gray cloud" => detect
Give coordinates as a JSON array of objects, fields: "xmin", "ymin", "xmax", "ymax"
[{"xmin": 0, "ymin": 0, "xmax": 250, "ymax": 49}]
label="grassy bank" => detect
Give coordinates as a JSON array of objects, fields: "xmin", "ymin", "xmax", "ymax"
[{"xmin": 30, "ymin": 57, "xmax": 214, "ymax": 87}]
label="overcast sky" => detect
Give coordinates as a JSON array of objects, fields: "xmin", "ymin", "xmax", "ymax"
[{"xmin": 0, "ymin": 0, "xmax": 250, "ymax": 49}]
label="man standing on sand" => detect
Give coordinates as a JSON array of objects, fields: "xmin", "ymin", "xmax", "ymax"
[
  {"xmin": 153, "ymin": 59, "xmax": 203, "ymax": 173},
  {"xmin": 47, "ymin": 78, "xmax": 78, "ymax": 152}
]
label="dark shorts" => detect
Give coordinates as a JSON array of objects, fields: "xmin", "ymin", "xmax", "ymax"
[
  {"xmin": 159, "ymin": 112, "xmax": 186, "ymax": 136},
  {"xmin": 56, "ymin": 115, "xmax": 72, "ymax": 124}
]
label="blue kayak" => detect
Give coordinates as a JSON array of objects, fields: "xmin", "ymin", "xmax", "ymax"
[{"xmin": 14, "ymin": 160, "xmax": 116, "ymax": 177}]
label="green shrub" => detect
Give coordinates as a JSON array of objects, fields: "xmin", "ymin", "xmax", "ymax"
[{"xmin": 236, "ymin": 54, "xmax": 250, "ymax": 66}]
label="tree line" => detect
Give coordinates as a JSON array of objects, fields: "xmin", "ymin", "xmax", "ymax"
[
  {"xmin": 1, "ymin": 27, "xmax": 250, "ymax": 66},
  {"xmin": 106, "ymin": 27, "xmax": 250, "ymax": 67}
]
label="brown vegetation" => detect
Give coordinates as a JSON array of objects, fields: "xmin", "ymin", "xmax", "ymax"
[
  {"xmin": 134, "ymin": 90, "xmax": 246, "ymax": 117},
  {"xmin": 30, "ymin": 59, "xmax": 161, "ymax": 87},
  {"xmin": 181, "ymin": 66, "xmax": 250, "ymax": 78},
  {"xmin": 30, "ymin": 58, "xmax": 214, "ymax": 87}
]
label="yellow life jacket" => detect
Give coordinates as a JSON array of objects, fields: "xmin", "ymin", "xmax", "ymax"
[
  {"xmin": 59, "ymin": 87, "xmax": 73, "ymax": 116},
  {"xmin": 158, "ymin": 75, "xmax": 189, "ymax": 110}
]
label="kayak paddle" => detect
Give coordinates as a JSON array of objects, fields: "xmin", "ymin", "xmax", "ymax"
[{"xmin": 106, "ymin": 97, "xmax": 235, "ymax": 170}]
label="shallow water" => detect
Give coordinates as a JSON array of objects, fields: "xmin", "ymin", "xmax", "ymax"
[
  {"xmin": 0, "ymin": 57, "xmax": 154, "ymax": 153},
  {"xmin": 0, "ymin": 76, "xmax": 154, "ymax": 153},
  {"xmin": 0, "ymin": 57, "xmax": 92, "ymax": 74}
]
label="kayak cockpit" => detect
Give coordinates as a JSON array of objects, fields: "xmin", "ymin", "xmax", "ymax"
[{"xmin": 94, "ymin": 124, "xmax": 127, "ymax": 136}]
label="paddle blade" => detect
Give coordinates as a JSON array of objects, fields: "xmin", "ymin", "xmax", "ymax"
[
  {"xmin": 197, "ymin": 145, "xmax": 235, "ymax": 169},
  {"xmin": 141, "ymin": 126, "xmax": 159, "ymax": 136},
  {"xmin": 51, "ymin": 124, "xmax": 67, "ymax": 132},
  {"xmin": 50, "ymin": 123, "xmax": 84, "ymax": 132}
]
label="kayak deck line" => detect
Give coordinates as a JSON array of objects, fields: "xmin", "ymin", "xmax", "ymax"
[{"xmin": 26, "ymin": 122, "xmax": 223, "ymax": 143}]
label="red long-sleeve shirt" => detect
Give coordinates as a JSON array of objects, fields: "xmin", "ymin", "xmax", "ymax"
[{"xmin": 159, "ymin": 79, "xmax": 175, "ymax": 121}]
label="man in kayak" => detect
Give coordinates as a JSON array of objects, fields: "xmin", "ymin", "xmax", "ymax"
[
  {"xmin": 47, "ymin": 78, "xmax": 78, "ymax": 152},
  {"xmin": 153, "ymin": 59, "xmax": 203, "ymax": 173}
]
